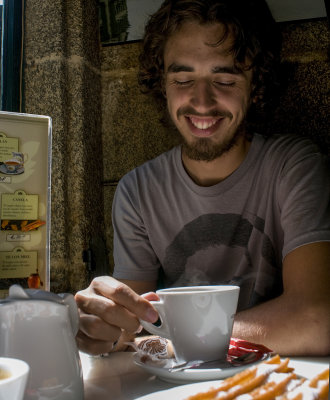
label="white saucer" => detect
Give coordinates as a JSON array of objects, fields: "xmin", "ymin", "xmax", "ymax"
[{"xmin": 133, "ymin": 354, "xmax": 262, "ymax": 384}]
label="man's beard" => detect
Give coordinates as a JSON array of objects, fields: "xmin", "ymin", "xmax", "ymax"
[
  {"xmin": 181, "ymin": 121, "xmax": 246, "ymax": 162},
  {"xmin": 175, "ymin": 106, "xmax": 247, "ymax": 162}
]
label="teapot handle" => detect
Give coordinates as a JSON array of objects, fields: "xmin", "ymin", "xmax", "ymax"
[{"xmin": 58, "ymin": 293, "xmax": 80, "ymax": 336}]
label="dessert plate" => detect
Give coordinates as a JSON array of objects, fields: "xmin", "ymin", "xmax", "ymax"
[
  {"xmin": 135, "ymin": 380, "xmax": 224, "ymax": 400},
  {"xmin": 135, "ymin": 358, "xmax": 328, "ymax": 399}
]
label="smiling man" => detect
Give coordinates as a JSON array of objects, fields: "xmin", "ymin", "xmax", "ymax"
[
  {"xmin": 75, "ymin": 0, "xmax": 330, "ymax": 357},
  {"xmin": 164, "ymin": 21, "xmax": 253, "ymax": 185}
]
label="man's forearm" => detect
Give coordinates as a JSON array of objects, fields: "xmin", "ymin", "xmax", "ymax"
[{"xmin": 232, "ymin": 294, "xmax": 330, "ymax": 356}]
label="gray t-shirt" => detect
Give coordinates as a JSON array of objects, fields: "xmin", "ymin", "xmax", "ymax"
[{"xmin": 112, "ymin": 134, "xmax": 330, "ymax": 310}]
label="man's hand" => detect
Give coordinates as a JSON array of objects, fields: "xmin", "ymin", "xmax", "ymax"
[{"xmin": 75, "ymin": 276, "xmax": 158, "ymax": 355}]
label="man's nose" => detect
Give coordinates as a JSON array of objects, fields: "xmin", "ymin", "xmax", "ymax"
[{"xmin": 190, "ymin": 80, "xmax": 217, "ymax": 111}]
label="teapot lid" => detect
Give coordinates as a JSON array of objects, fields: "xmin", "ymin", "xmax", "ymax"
[
  {"xmin": 1, "ymin": 285, "xmax": 80, "ymax": 336},
  {"xmin": 6, "ymin": 284, "xmax": 65, "ymax": 304}
]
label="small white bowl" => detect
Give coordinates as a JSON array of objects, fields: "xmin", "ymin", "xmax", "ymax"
[{"xmin": 0, "ymin": 357, "xmax": 30, "ymax": 400}]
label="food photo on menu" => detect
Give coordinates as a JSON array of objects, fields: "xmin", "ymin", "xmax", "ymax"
[{"xmin": 0, "ymin": 152, "xmax": 25, "ymax": 175}]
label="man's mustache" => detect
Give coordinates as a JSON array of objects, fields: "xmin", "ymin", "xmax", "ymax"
[{"xmin": 177, "ymin": 106, "xmax": 232, "ymax": 120}]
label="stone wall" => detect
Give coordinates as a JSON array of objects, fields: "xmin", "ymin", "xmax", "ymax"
[
  {"xmin": 23, "ymin": 0, "xmax": 106, "ymax": 293},
  {"xmin": 22, "ymin": 0, "xmax": 329, "ymax": 292}
]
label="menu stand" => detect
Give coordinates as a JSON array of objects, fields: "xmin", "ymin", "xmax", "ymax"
[{"xmin": 0, "ymin": 111, "xmax": 52, "ymax": 298}]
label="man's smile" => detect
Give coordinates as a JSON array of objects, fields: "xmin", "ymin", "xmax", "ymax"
[
  {"xmin": 185, "ymin": 115, "xmax": 225, "ymax": 137},
  {"xmin": 189, "ymin": 116, "xmax": 220, "ymax": 130}
]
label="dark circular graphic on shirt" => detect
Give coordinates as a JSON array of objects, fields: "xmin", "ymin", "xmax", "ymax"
[{"xmin": 162, "ymin": 213, "xmax": 282, "ymax": 308}]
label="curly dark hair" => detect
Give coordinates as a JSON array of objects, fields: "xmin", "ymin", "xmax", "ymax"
[{"xmin": 138, "ymin": 0, "xmax": 282, "ymax": 117}]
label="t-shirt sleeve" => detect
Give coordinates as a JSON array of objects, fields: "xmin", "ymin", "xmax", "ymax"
[
  {"xmin": 111, "ymin": 173, "xmax": 160, "ymax": 281},
  {"xmin": 277, "ymin": 142, "xmax": 330, "ymax": 258}
]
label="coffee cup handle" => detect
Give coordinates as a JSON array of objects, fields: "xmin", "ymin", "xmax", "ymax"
[{"xmin": 139, "ymin": 300, "xmax": 171, "ymax": 339}]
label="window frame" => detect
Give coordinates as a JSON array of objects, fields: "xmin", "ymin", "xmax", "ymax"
[{"xmin": 1, "ymin": 0, "xmax": 24, "ymax": 112}]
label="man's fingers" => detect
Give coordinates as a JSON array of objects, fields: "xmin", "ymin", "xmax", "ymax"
[
  {"xmin": 76, "ymin": 293, "xmax": 142, "ymax": 334},
  {"xmin": 79, "ymin": 277, "xmax": 159, "ymax": 323},
  {"xmin": 106, "ymin": 281, "xmax": 159, "ymax": 322},
  {"xmin": 78, "ymin": 311, "xmax": 122, "ymax": 342},
  {"xmin": 74, "ymin": 276, "xmax": 159, "ymax": 348},
  {"xmin": 142, "ymin": 292, "xmax": 160, "ymax": 301},
  {"xmin": 76, "ymin": 330, "xmax": 115, "ymax": 356}
]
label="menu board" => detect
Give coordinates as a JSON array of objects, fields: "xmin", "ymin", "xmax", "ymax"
[{"xmin": 0, "ymin": 111, "xmax": 52, "ymax": 298}]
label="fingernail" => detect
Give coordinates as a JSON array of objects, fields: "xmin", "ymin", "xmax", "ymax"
[{"xmin": 146, "ymin": 308, "xmax": 158, "ymax": 322}]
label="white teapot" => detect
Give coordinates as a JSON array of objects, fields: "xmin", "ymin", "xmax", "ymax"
[{"xmin": 0, "ymin": 285, "xmax": 84, "ymax": 399}]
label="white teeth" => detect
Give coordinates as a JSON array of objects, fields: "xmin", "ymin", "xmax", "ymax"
[{"xmin": 190, "ymin": 118, "xmax": 217, "ymax": 130}]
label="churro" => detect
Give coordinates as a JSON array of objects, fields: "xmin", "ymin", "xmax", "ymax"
[{"xmin": 185, "ymin": 355, "xmax": 329, "ymax": 400}]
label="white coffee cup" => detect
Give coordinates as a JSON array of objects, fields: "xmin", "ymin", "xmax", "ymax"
[
  {"xmin": 0, "ymin": 357, "xmax": 30, "ymax": 400},
  {"xmin": 140, "ymin": 285, "xmax": 240, "ymax": 363}
]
